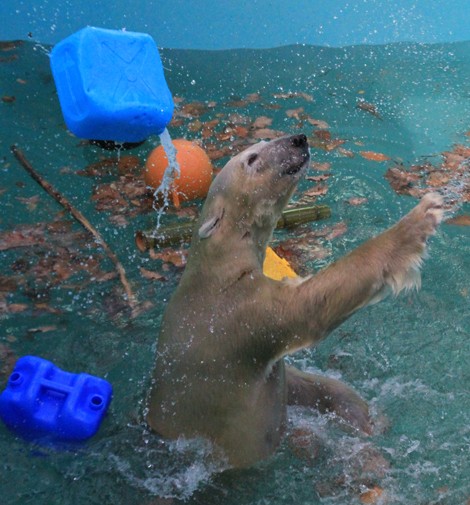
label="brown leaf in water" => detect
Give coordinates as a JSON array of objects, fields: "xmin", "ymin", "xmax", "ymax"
[
  {"xmin": 384, "ymin": 167, "xmax": 422, "ymax": 195},
  {"xmin": 273, "ymin": 224, "xmax": 347, "ymax": 274},
  {"xmin": 427, "ymin": 171, "xmax": 451, "ymax": 187},
  {"xmin": 140, "ymin": 267, "xmax": 165, "ymax": 282},
  {"xmin": 227, "ymin": 99, "xmax": 249, "ymax": 108},
  {"xmin": 306, "ymin": 174, "xmax": 330, "ymax": 183},
  {"xmin": 273, "ymin": 92, "xmax": 313, "ymax": 101},
  {"xmin": 299, "ymin": 92, "xmax": 314, "ymax": 102},
  {"xmin": 16, "ymin": 195, "xmax": 40, "ymax": 211},
  {"xmin": 286, "ymin": 107, "xmax": 305, "ymax": 119},
  {"xmin": 187, "ymin": 119, "xmax": 203, "ymax": 133},
  {"xmin": 234, "ymin": 126, "xmax": 249, "ymax": 138},
  {"xmin": 347, "ymin": 197, "xmax": 368, "ymax": 206},
  {"xmin": 172, "ymin": 205, "xmax": 199, "ymax": 220},
  {"xmin": 79, "ymin": 158, "xmax": 117, "ymax": 177},
  {"xmin": 302, "ymin": 185, "xmax": 328, "ymax": 199},
  {"xmin": 263, "ymin": 103, "xmax": 282, "ymax": 110},
  {"xmin": 91, "ymin": 183, "xmax": 129, "ymax": 212},
  {"xmin": 289, "ymin": 426, "xmax": 323, "ymax": 463},
  {"xmin": 252, "ymin": 116, "xmax": 273, "ymax": 129},
  {"xmin": 356, "ymin": 100, "xmax": 382, "ymax": 120},
  {"xmin": 79, "ymin": 155, "xmax": 141, "ymax": 177},
  {"xmin": 117, "ymin": 155, "xmax": 142, "ymax": 176},
  {"xmin": 310, "ymin": 134, "xmax": 346, "ymax": 152},
  {"xmin": 273, "ymin": 93, "xmax": 293, "ymax": 99},
  {"xmin": 108, "ymin": 214, "xmax": 129, "ymax": 227},
  {"xmin": 0, "ymin": 301, "xmax": 28, "ymax": 314},
  {"xmin": 325, "ymin": 139, "xmax": 346, "ymax": 151},
  {"xmin": 169, "ymin": 117, "xmax": 184, "ymax": 128},
  {"xmin": 445, "ymin": 214, "xmax": 470, "ymax": 226},
  {"xmin": 273, "ymin": 239, "xmax": 331, "ymax": 275},
  {"xmin": 306, "ymin": 117, "xmax": 330, "ymax": 129},
  {"xmin": 227, "ymin": 114, "xmax": 250, "ymax": 125},
  {"xmin": 120, "ymin": 177, "xmax": 149, "ymax": 200},
  {"xmin": 46, "ymin": 220, "xmax": 74, "ymax": 234},
  {"xmin": 323, "ymin": 222, "xmax": 348, "ymax": 240},
  {"xmin": 150, "ymin": 248, "xmax": 188, "ymax": 268},
  {"xmin": 452, "ymin": 144, "xmax": 470, "ymax": 157},
  {"xmin": 206, "ymin": 149, "xmax": 227, "ymax": 161},
  {"xmin": 359, "ymin": 486, "xmax": 385, "ymax": 504},
  {"xmin": 8, "ymin": 303, "xmax": 28, "ymax": 313},
  {"xmin": 245, "ymin": 93, "xmax": 261, "ymax": 103},
  {"xmin": 204, "ymin": 143, "xmax": 232, "ymax": 161},
  {"xmin": 1, "ymin": 41, "xmax": 22, "ymax": 51},
  {"xmin": 94, "ymin": 271, "xmax": 119, "ymax": 283},
  {"xmin": 359, "ymin": 151, "xmax": 390, "ymax": 162},
  {"xmin": 202, "ymin": 119, "xmax": 220, "ymax": 139},
  {"xmin": 216, "ymin": 129, "xmax": 233, "ymax": 142},
  {"xmin": 314, "ymin": 130, "xmax": 331, "ymax": 141},
  {"xmin": 442, "ymin": 150, "xmax": 467, "ymax": 170},
  {"xmin": 27, "ymin": 325, "xmax": 57, "ymax": 335},
  {"xmin": 0, "ymin": 223, "xmax": 47, "ymax": 251},
  {"xmin": 51, "ymin": 257, "xmax": 76, "ymax": 281},
  {"xmin": 252, "ymin": 128, "xmax": 284, "ymax": 140},
  {"xmin": 310, "ymin": 161, "xmax": 332, "ymax": 172},
  {"xmin": 33, "ymin": 303, "xmax": 63, "ymax": 315},
  {"xmin": 337, "ymin": 147, "xmax": 355, "ymax": 158},
  {"xmin": 181, "ymin": 102, "xmax": 208, "ymax": 117}
]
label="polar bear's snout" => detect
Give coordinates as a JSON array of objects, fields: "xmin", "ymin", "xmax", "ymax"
[
  {"xmin": 280, "ymin": 134, "xmax": 310, "ymax": 175},
  {"xmin": 290, "ymin": 133, "xmax": 308, "ymax": 148}
]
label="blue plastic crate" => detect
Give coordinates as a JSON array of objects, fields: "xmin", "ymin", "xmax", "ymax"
[
  {"xmin": 50, "ymin": 26, "xmax": 174, "ymax": 143},
  {"xmin": 0, "ymin": 356, "xmax": 112, "ymax": 442}
]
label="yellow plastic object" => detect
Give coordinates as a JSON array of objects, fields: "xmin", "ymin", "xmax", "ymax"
[{"xmin": 263, "ymin": 246, "xmax": 297, "ymax": 280}]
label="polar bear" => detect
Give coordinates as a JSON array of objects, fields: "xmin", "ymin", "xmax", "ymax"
[{"xmin": 147, "ymin": 134, "xmax": 443, "ymax": 469}]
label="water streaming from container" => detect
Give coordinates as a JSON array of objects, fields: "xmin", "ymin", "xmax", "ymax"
[{"xmin": 152, "ymin": 128, "xmax": 182, "ymax": 229}]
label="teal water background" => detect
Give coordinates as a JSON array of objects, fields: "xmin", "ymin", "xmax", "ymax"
[{"xmin": 0, "ymin": 40, "xmax": 469, "ymax": 504}]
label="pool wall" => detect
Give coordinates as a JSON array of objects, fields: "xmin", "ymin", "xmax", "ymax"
[{"xmin": 1, "ymin": 0, "xmax": 469, "ymax": 48}]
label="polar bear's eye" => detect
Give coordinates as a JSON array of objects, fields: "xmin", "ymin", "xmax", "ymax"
[{"xmin": 247, "ymin": 154, "xmax": 258, "ymax": 166}]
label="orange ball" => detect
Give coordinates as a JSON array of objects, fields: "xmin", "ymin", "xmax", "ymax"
[{"xmin": 144, "ymin": 139, "xmax": 213, "ymax": 206}]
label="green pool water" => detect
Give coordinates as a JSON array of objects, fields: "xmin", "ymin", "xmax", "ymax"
[{"xmin": 0, "ymin": 40, "xmax": 469, "ymax": 504}]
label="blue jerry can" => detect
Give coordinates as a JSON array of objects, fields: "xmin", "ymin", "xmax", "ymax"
[
  {"xmin": 0, "ymin": 356, "xmax": 112, "ymax": 442},
  {"xmin": 50, "ymin": 26, "xmax": 174, "ymax": 143}
]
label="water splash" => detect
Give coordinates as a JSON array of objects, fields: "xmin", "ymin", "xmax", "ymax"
[
  {"xmin": 152, "ymin": 128, "xmax": 181, "ymax": 229},
  {"xmin": 410, "ymin": 159, "xmax": 470, "ymax": 218},
  {"xmin": 107, "ymin": 433, "xmax": 226, "ymax": 501}
]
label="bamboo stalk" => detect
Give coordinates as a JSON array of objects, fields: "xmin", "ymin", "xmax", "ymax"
[
  {"xmin": 276, "ymin": 205, "xmax": 331, "ymax": 228},
  {"xmin": 11, "ymin": 145, "xmax": 138, "ymax": 314},
  {"xmin": 135, "ymin": 204, "xmax": 331, "ymax": 251}
]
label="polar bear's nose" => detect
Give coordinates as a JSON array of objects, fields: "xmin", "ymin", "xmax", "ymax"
[{"xmin": 291, "ymin": 134, "xmax": 308, "ymax": 147}]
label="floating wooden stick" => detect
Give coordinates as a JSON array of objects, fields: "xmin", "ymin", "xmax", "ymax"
[
  {"xmin": 11, "ymin": 145, "xmax": 138, "ymax": 313},
  {"xmin": 135, "ymin": 204, "xmax": 331, "ymax": 251}
]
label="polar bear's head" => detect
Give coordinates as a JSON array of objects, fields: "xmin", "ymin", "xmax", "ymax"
[{"xmin": 195, "ymin": 135, "xmax": 310, "ymax": 263}]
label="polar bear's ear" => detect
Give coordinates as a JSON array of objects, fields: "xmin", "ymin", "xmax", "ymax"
[{"xmin": 198, "ymin": 207, "xmax": 225, "ymax": 239}]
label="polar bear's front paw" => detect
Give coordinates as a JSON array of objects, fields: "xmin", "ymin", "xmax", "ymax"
[
  {"xmin": 384, "ymin": 193, "xmax": 443, "ymax": 296},
  {"xmin": 408, "ymin": 192, "xmax": 444, "ymax": 240},
  {"xmin": 396, "ymin": 193, "xmax": 444, "ymax": 251}
]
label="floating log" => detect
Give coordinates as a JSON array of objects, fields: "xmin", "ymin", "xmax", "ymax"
[{"xmin": 135, "ymin": 204, "xmax": 331, "ymax": 251}]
